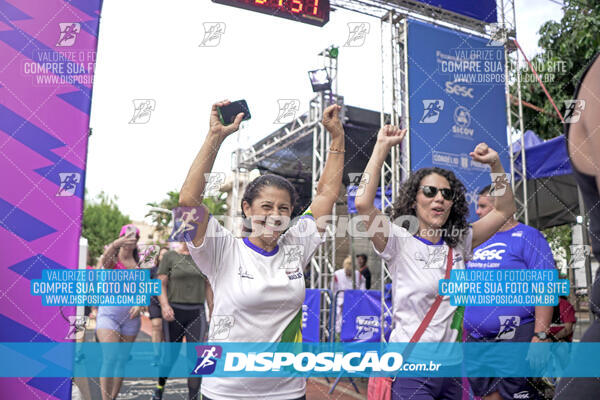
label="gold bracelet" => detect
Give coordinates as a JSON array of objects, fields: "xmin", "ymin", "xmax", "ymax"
[{"xmin": 329, "ymin": 147, "xmax": 345, "ymax": 153}]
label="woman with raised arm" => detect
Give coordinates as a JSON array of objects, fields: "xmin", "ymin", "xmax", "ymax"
[
  {"xmin": 355, "ymin": 125, "xmax": 516, "ymax": 400},
  {"xmin": 179, "ymin": 100, "xmax": 345, "ymax": 400},
  {"xmin": 95, "ymin": 224, "xmax": 143, "ymax": 400}
]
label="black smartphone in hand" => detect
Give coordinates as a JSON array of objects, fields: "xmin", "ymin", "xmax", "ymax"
[{"xmin": 217, "ymin": 100, "xmax": 251, "ymax": 125}]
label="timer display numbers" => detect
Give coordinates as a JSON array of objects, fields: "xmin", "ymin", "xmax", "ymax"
[{"xmin": 211, "ymin": 0, "xmax": 329, "ymax": 27}]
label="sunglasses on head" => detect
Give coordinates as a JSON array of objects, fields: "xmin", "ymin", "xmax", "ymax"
[{"xmin": 419, "ymin": 185, "xmax": 455, "ymax": 200}]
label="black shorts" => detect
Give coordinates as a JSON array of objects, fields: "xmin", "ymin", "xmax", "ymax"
[
  {"xmin": 466, "ymin": 322, "xmax": 541, "ymax": 399},
  {"xmin": 148, "ymin": 296, "xmax": 161, "ymax": 319}
]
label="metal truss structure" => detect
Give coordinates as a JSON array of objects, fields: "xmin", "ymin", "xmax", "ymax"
[
  {"xmin": 497, "ymin": 0, "xmax": 528, "ymax": 224},
  {"xmin": 233, "ymin": 0, "xmax": 526, "ymax": 342}
]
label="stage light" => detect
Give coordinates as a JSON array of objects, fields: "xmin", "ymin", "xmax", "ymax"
[{"xmin": 308, "ymin": 68, "xmax": 331, "ymax": 92}]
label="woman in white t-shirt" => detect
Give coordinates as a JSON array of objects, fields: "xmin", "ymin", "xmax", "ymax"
[
  {"xmin": 332, "ymin": 256, "xmax": 366, "ymax": 333},
  {"xmin": 178, "ymin": 100, "xmax": 345, "ymax": 400},
  {"xmin": 354, "ymin": 126, "xmax": 516, "ymax": 400}
]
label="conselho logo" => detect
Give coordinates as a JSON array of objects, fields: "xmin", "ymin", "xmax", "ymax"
[{"xmin": 224, "ymin": 351, "xmax": 403, "ymax": 373}]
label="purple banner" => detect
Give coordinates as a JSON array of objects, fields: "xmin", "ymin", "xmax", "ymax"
[
  {"xmin": 301, "ymin": 289, "xmax": 321, "ymax": 342},
  {"xmin": 0, "ymin": 0, "xmax": 103, "ymax": 398},
  {"xmin": 340, "ymin": 290, "xmax": 392, "ymax": 343}
]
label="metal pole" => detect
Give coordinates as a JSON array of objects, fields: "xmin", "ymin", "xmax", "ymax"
[{"xmin": 578, "ymin": 187, "xmax": 595, "ymax": 323}]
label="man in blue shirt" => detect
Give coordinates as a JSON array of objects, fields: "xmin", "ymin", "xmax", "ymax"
[{"xmin": 464, "ymin": 185, "xmax": 555, "ymax": 400}]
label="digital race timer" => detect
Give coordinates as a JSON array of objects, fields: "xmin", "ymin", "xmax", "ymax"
[{"xmin": 211, "ymin": 0, "xmax": 329, "ymax": 27}]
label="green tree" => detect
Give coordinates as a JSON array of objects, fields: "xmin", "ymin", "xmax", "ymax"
[
  {"xmin": 514, "ymin": 0, "xmax": 599, "ymax": 282},
  {"xmin": 203, "ymin": 193, "xmax": 228, "ymax": 216},
  {"xmin": 514, "ymin": 0, "xmax": 600, "ymax": 139},
  {"xmin": 543, "ymin": 224, "xmax": 573, "ymax": 271},
  {"xmin": 145, "ymin": 191, "xmax": 228, "ymax": 241},
  {"xmin": 82, "ymin": 192, "xmax": 131, "ymax": 265},
  {"xmin": 145, "ymin": 190, "xmax": 179, "ymax": 239}
]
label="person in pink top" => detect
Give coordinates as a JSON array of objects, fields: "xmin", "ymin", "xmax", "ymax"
[{"xmin": 95, "ymin": 224, "xmax": 143, "ymax": 400}]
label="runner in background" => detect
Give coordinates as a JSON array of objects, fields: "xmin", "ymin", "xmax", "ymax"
[
  {"xmin": 355, "ymin": 125, "xmax": 516, "ymax": 400},
  {"xmin": 356, "ymin": 253, "xmax": 372, "ymax": 290},
  {"xmin": 549, "ymin": 296, "xmax": 576, "ymax": 342},
  {"xmin": 152, "ymin": 242, "xmax": 209, "ymax": 400},
  {"xmin": 95, "ymin": 224, "xmax": 143, "ymax": 400},
  {"xmin": 464, "ymin": 185, "xmax": 554, "ymax": 400},
  {"xmin": 332, "ymin": 256, "xmax": 366, "ymax": 334},
  {"xmin": 148, "ymin": 247, "xmax": 169, "ymax": 365},
  {"xmin": 556, "ymin": 53, "xmax": 600, "ymax": 399}
]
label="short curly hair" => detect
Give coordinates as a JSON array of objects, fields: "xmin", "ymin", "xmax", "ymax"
[{"xmin": 390, "ymin": 167, "xmax": 469, "ymax": 248}]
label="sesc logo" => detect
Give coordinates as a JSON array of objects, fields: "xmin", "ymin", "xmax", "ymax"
[
  {"xmin": 445, "ymin": 81, "xmax": 474, "ymax": 99},
  {"xmin": 472, "ymin": 243, "xmax": 507, "ymax": 261},
  {"xmin": 354, "ymin": 316, "xmax": 380, "ymax": 341}
]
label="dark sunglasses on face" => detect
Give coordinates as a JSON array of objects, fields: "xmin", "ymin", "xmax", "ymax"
[{"xmin": 419, "ymin": 185, "xmax": 455, "ymax": 201}]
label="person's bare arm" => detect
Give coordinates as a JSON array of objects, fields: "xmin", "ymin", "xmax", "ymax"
[
  {"xmin": 308, "ymin": 105, "xmax": 345, "ymax": 231},
  {"xmin": 354, "ymin": 126, "xmax": 405, "ymax": 252},
  {"xmin": 552, "ymin": 322, "xmax": 574, "ymax": 340},
  {"xmin": 179, "ymin": 100, "xmax": 244, "ymax": 247},
  {"xmin": 532, "ymin": 306, "xmax": 553, "ymax": 342},
  {"xmin": 581, "ymin": 58, "xmax": 600, "ymax": 192},
  {"xmin": 470, "ymin": 143, "xmax": 517, "ymax": 248},
  {"xmin": 98, "ymin": 235, "xmax": 135, "ymax": 268},
  {"xmin": 157, "ymin": 274, "xmax": 174, "ymax": 321},
  {"xmin": 205, "ymin": 280, "xmax": 214, "ymax": 320}
]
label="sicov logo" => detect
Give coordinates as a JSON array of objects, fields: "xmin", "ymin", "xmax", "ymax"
[
  {"xmin": 472, "ymin": 243, "xmax": 506, "ymax": 261},
  {"xmin": 452, "ymin": 106, "xmax": 474, "ymax": 139},
  {"xmin": 192, "ymin": 345, "xmax": 223, "ymax": 375}
]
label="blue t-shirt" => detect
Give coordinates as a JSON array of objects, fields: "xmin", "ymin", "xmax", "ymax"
[{"xmin": 463, "ymin": 223, "xmax": 555, "ymax": 339}]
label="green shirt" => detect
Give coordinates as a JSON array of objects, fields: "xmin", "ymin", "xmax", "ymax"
[{"xmin": 157, "ymin": 250, "xmax": 206, "ymax": 304}]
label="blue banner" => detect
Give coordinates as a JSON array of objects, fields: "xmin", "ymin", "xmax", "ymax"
[
  {"xmin": 411, "ymin": 0, "xmax": 497, "ymax": 23},
  {"xmin": 302, "ymin": 289, "xmax": 321, "ymax": 342},
  {"xmin": 340, "ymin": 290, "xmax": 392, "ymax": 342},
  {"xmin": 407, "ymin": 19, "xmax": 508, "ymax": 222},
  {"xmin": 2, "ymin": 342, "xmax": 600, "ymax": 378},
  {"xmin": 346, "ymin": 186, "xmax": 392, "ymax": 214}
]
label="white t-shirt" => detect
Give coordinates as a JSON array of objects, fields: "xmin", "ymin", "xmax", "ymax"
[
  {"xmin": 373, "ymin": 221, "xmax": 473, "ymax": 363},
  {"xmin": 187, "ymin": 214, "xmax": 325, "ymax": 400},
  {"xmin": 332, "ymin": 269, "xmax": 366, "ymax": 333},
  {"xmin": 332, "ymin": 269, "xmax": 367, "ymax": 294}
]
